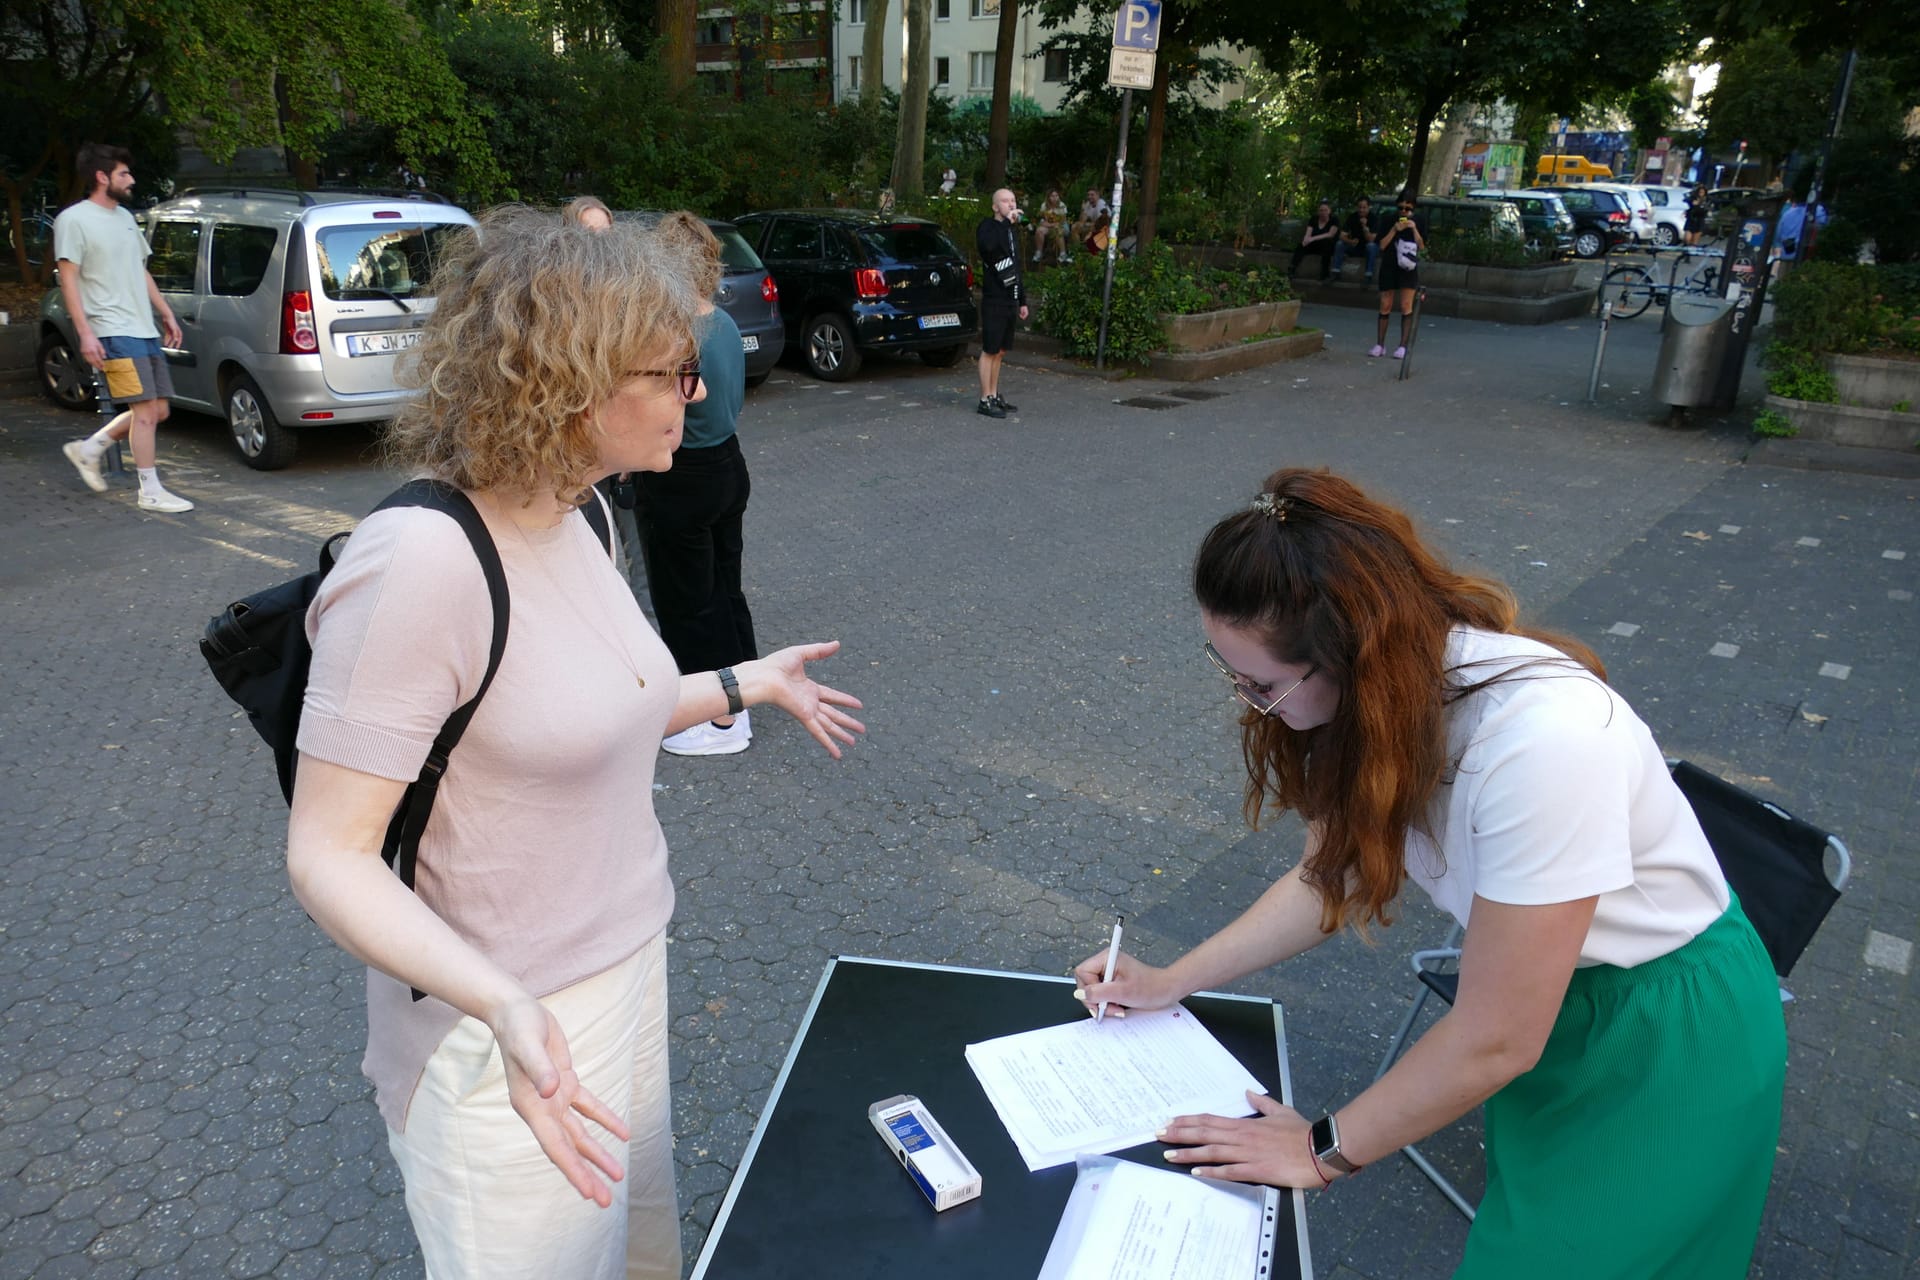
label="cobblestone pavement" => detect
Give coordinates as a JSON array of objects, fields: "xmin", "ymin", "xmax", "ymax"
[{"xmin": 2, "ymin": 304, "xmax": 1913, "ymax": 1280}]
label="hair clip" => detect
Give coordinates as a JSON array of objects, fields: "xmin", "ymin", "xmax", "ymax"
[{"xmin": 1251, "ymin": 492, "xmax": 1291, "ymax": 522}]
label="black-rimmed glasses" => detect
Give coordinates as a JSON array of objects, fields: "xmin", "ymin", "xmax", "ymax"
[
  {"xmin": 1204, "ymin": 642, "xmax": 1317, "ymax": 717},
  {"xmin": 630, "ymin": 358, "xmax": 702, "ymax": 401}
]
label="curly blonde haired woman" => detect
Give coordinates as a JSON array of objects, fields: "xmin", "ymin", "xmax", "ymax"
[{"xmin": 286, "ymin": 208, "xmax": 864, "ymax": 1278}]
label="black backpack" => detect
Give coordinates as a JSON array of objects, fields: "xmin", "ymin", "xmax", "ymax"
[{"xmin": 201, "ymin": 478, "xmax": 612, "ymax": 898}]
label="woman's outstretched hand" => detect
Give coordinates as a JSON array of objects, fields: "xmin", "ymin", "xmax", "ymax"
[
  {"xmin": 490, "ymin": 995, "xmax": 631, "ymax": 1206},
  {"xmin": 740, "ymin": 642, "xmax": 867, "ymax": 757},
  {"xmin": 1159, "ymin": 1092, "xmax": 1329, "ymax": 1188}
]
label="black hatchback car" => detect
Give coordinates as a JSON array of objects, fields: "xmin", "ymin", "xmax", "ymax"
[
  {"xmin": 1522, "ymin": 186, "xmax": 1633, "ymax": 258},
  {"xmin": 733, "ymin": 210, "xmax": 978, "ymax": 381}
]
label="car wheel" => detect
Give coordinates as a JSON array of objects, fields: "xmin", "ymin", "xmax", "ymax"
[
  {"xmin": 37, "ymin": 331, "xmax": 96, "ymax": 411},
  {"xmin": 226, "ymin": 372, "xmax": 299, "ymax": 470},
  {"xmin": 1574, "ymin": 230, "xmax": 1605, "ymax": 259},
  {"xmin": 803, "ymin": 313, "xmax": 861, "ymax": 381},
  {"xmin": 1653, "ymin": 224, "xmax": 1679, "ymax": 247},
  {"xmin": 920, "ymin": 344, "xmax": 965, "ymax": 368},
  {"xmin": 745, "ymin": 370, "xmax": 771, "ymax": 389}
]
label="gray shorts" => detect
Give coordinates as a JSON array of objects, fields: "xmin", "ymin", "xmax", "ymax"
[{"xmin": 99, "ymin": 335, "xmax": 174, "ymax": 404}]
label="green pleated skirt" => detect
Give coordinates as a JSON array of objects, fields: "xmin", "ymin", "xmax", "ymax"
[{"xmin": 1455, "ymin": 896, "xmax": 1787, "ymax": 1280}]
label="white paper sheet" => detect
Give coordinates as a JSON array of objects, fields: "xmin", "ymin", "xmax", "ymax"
[
  {"xmin": 964, "ymin": 1005, "xmax": 1267, "ymax": 1171},
  {"xmin": 1035, "ymin": 1155, "xmax": 1276, "ymax": 1280}
]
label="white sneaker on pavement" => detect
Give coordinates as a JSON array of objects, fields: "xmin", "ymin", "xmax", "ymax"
[
  {"xmin": 62, "ymin": 441, "xmax": 107, "ymax": 493},
  {"xmin": 1368, "ymin": 344, "xmax": 1385, "ymax": 358},
  {"xmin": 136, "ymin": 489, "xmax": 195, "ymax": 514},
  {"xmin": 661, "ymin": 711, "xmax": 751, "ymax": 757}
]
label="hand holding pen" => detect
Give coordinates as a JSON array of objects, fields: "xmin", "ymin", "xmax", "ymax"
[{"xmin": 1073, "ymin": 921, "xmax": 1184, "ymax": 1018}]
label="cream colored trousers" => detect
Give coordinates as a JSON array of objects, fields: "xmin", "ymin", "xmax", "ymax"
[{"xmin": 388, "ymin": 934, "xmax": 680, "ymax": 1279}]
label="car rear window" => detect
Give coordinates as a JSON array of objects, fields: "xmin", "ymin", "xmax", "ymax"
[
  {"xmin": 313, "ymin": 223, "xmax": 464, "ymax": 300},
  {"xmin": 713, "ymin": 227, "xmax": 763, "ymax": 272},
  {"xmin": 855, "ymin": 224, "xmax": 962, "ymax": 262}
]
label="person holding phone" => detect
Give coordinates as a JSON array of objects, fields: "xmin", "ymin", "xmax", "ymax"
[
  {"xmin": 1074, "ymin": 467, "xmax": 1785, "ymax": 1279},
  {"xmin": 1372, "ymin": 194, "xmax": 1426, "ymax": 359}
]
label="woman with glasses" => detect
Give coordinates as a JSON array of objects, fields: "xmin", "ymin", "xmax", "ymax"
[
  {"xmin": 286, "ymin": 208, "xmax": 864, "ymax": 1279},
  {"xmin": 1372, "ymin": 193, "xmax": 1425, "ymax": 359},
  {"xmin": 635, "ymin": 212, "xmax": 766, "ymax": 757},
  {"xmin": 1075, "ymin": 468, "xmax": 1784, "ymax": 1278}
]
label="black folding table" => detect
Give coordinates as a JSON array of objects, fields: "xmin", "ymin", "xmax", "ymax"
[{"xmin": 688, "ymin": 956, "xmax": 1313, "ymax": 1280}]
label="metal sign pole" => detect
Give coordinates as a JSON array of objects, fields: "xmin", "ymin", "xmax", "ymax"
[
  {"xmin": 1094, "ymin": 88, "xmax": 1133, "ymax": 371},
  {"xmin": 1587, "ymin": 300, "xmax": 1612, "ymax": 403}
]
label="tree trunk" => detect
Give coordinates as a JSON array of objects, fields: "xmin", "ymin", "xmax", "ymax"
[
  {"xmin": 890, "ymin": 0, "xmax": 932, "ymax": 197},
  {"xmin": 659, "ymin": 0, "xmax": 697, "ymax": 93},
  {"xmin": 1135, "ymin": 54, "xmax": 1170, "ymax": 252},
  {"xmin": 4, "ymin": 180, "xmax": 30, "ymax": 286},
  {"xmin": 1404, "ymin": 90, "xmax": 1448, "ymax": 197},
  {"xmin": 984, "ymin": 0, "xmax": 1020, "ymax": 189},
  {"xmin": 1421, "ymin": 106, "xmax": 1472, "ymax": 195},
  {"xmin": 860, "ymin": 0, "xmax": 891, "ymax": 99}
]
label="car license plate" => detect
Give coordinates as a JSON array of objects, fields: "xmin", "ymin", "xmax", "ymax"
[
  {"xmin": 346, "ymin": 331, "xmax": 422, "ymax": 357},
  {"xmin": 741, "ymin": 334, "xmax": 760, "ymax": 352},
  {"xmin": 918, "ymin": 313, "xmax": 960, "ymax": 329}
]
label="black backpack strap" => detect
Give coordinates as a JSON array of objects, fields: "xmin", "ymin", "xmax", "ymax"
[
  {"xmin": 373, "ymin": 481, "xmax": 510, "ymax": 905},
  {"xmin": 580, "ymin": 485, "xmax": 614, "ymax": 560}
]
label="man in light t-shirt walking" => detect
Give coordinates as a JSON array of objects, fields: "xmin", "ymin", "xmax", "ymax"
[{"xmin": 56, "ymin": 142, "xmax": 192, "ymax": 513}]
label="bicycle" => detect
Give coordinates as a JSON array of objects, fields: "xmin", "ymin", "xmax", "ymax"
[{"xmin": 1597, "ymin": 244, "xmax": 1723, "ymax": 319}]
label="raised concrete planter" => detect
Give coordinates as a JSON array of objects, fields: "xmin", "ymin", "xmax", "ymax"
[
  {"xmin": 1464, "ymin": 263, "xmax": 1580, "ymax": 297},
  {"xmin": 1290, "ymin": 277, "xmax": 1595, "ymax": 325},
  {"xmin": 1157, "ymin": 299, "xmax": 1303, "ymax": 352},
  {"xmin": 1765, "ymin": 394, "xmax": 1920, "ymax": 451},
  {"xmin": 0, "ymin": 323, "xmax": 37, "ymax": 394},
  {"xmin": 1825, "ymin": 353, "xmax": 1920, "ymax": 410},
  {"xmin": 1147, "ymin": 328, "xmax": 1324, "ymax": 380},
  {"xmin": 1420, "ymin": 263, "xmax": 1470, "ymax": 290}
]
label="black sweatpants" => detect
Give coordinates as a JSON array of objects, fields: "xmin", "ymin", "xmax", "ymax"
[{"xmin": 635, "ymin": 434, "xmax": 759, "ymax": 675}]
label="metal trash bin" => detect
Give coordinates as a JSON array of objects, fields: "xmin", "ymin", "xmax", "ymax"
[{"xmin": 1652, "ymin": 293, "xmax": 1735, "ymax": 407}]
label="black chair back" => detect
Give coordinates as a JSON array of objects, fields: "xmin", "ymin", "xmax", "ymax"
[{"xmin": 1671, "ymin": 761, "xmax": 1841, "ymax": 978}]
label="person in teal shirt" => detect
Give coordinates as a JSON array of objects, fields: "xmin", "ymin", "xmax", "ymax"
[{"xmin": 639, "ymin": 214, "xmax": 760, "ymax": 757}]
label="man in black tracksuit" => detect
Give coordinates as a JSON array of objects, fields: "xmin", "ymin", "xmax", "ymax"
[{"xmin": 974, "ymin": 188, "xmax": 1027, "ymax": 419}]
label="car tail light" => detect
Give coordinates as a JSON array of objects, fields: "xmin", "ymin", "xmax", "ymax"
[
  {"xmin": 854, "ymin": 267, "xmax": 889, "ymax": 299},
  {"xmin": 966, "ymin": 265, "xmax": 975, "ymax": 289},
  {"xmin": 281, "ymin": 290, "xmax": 318, "ymax": 354},
  {"xmin": 1607, "ymin": 211, "xmax": 1627, "ymax": 223},
  {"xmin": 300, "ymin": 411, "xmax": 335, "ymax": 420},
  {"xmin": 761, "ymin": 274, "xmax": 778, "ymax": 303}
]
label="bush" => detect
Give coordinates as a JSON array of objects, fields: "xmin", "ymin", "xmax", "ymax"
[
  {"xmin": 1752, "ymin": 408, "xmax": 1798, "ymax": 438},
  {"xmin": 1770, "ymin": 262, "xmax": 1920, "ymax": 357},
  {"xmin": 1034, "ymin": 242, "xmax": 1294, "ymax": 364},
  {"xmin": 1425, "ymin": 229, "xmax": 1546, "ymax": 268},
  {"xmin": 1761, "ymin": 343, "xmax": 1838, "ymax": 402}
]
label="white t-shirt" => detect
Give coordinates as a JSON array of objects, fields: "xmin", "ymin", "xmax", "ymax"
[
  {"xmin": 1401, "ymin": 627, "xmax": 1728, "ymax": 968},
  {"xmin": 53, "ymin": 199, "xmax": 157, "ymax": 340}
]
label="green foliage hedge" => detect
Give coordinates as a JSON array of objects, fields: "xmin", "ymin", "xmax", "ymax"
[
  {"xmin": 1034, "ymin": 242, "xmax": 1294, "ymax": 366},
  {"xmin": 1772, "ymin": 263, "xmax": 1920, "ymax": 356}
]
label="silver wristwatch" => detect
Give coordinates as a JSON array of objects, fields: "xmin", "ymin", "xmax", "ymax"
[{"xmin": 1310, "ymin": 1113, "xmax": 1362, "ymax": 1175}]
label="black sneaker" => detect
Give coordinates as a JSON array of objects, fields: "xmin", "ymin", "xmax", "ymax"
[
  {"xmin": 991, "ymin": 394, "xmax": 1019, "ymax": 413},
  {"xmin": 976, "ymin": 398, "xmax": 1007, "ymax": 419}
]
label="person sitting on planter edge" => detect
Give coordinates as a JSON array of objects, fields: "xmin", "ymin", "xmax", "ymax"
[
  {"xmin": 1290, "ymin": 200, "xmax": 1340, "ymax": 280},
  {"xmin": 1332, "ymin": 195, "xmax": 1379, "ymax": 285}
]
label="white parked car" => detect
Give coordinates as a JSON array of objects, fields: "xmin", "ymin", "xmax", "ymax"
[
  {"xmin": 1623, "ymin": 185, "xmax": 1688, "ymax": 246},
  {"xmin": 1585, "ymin": 183, "xmax": 1658, "ymax": 243}
]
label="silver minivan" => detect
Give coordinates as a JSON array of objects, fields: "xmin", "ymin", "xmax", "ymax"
[{"xmin": 38, "ymin": 188, "xmax": 477, "ymax": 469}]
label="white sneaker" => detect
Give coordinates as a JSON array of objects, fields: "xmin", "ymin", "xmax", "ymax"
[
  {"xmin": 662, "ymin": 711, "xmax": 751, "ymax": 757},
  {"xmin": 137, "ymin": 488, "xmax": 195, "ymax": 514},
  {"xmin": 63, "ymin": 440, "xmax": 107, "ymax": 493}
]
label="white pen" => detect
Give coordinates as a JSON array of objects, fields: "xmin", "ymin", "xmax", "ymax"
[{"xmin": 1095, "ymin": 915, "xmax": 1123, "ymax": 1023}]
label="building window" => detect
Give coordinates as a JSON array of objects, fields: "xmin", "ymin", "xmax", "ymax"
[
  {"xmin": 935, "ymin": 0, "xmax": 950, "ymax": 19},
  {"xmin": 968, "ymin": 50, "xmax": 995, "ymax": 89},
  {"xmin": 1043, "ymin": 49, "xmax": 1069, "ymax": 82},
  {"xmin": 696, "ymin": 16, "xmax": 733, "ymax": 44},
  {"xmin": 848, "ymin": 0, "xmax": 865, "ymax": 21},
  {"xmin": 935, "ymin": 56, "xmax": 950, "ymax": 86},
  {"xmin": 969, "ymin": 0, "xmax": 1000, "ymax": 15}
]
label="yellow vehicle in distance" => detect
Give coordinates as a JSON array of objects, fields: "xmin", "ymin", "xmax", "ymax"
[{"xmin": 1535, "ymin": 154, "xmax": 1614, "ymax": 184}]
